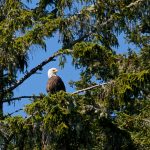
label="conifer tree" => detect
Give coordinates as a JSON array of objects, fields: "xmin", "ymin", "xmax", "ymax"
[{"xmin": 0, "ymin": 0, "xmax": 149, "ymax": 149}]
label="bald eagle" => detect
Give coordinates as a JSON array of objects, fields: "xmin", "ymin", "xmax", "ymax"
[{"xmin": 46, "ymin": 68, "xmax": 66, "ymax": 93}]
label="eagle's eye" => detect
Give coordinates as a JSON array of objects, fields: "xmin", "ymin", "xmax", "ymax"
[{"xmin": 52, "ymin": 69, "xmax": 57, "ymax": 72}]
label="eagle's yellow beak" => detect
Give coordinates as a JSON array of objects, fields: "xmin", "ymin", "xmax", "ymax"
[{"xmin": 53, "ymin": 69, "xmax": 58, "ymax": 73}]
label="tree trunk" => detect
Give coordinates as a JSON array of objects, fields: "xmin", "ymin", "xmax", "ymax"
[{"xmin": 0, "ymin": 66, "xmax": 4, "ymax": 118}]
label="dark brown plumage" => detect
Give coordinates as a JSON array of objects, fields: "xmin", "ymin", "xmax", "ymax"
[{"xmin": 46, "ymin": 76, "xmax": 66, "ymax": 94}]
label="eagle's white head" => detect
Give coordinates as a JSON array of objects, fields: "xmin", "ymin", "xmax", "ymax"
[{"xmin": 48, "ymin": 68, "xmax": 58, "ymax": 78}]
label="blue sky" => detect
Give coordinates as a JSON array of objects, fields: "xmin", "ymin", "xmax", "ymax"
[{"xmin": 3, "ymin": 1, "xmax": 137, "ymax": 116}]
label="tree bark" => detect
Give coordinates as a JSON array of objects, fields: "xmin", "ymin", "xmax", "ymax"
[{"xmin": 0, "ymin": 66, "xmax": 4, "ymax": 118}]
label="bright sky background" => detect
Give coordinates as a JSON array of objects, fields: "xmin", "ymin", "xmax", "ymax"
[{"xmin": 3, "ymin": 1, "xmax": 136, "ymax": 117}]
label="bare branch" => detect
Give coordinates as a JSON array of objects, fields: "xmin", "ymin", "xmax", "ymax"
[{"xmin": 72, "ymin": 82, "xmax": 110, "ymax": 94}]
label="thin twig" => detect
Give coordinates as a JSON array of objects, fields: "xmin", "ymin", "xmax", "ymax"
[
  {"xmin": 3, "ymin": 96, "xmax": 43, "ymax": 103},
  {"xmin": 24, "ymin": 111, "xmax": 39, "ymax": 121},
  {"xmin": 5, "ymin": 108, "xmax": 23, "ymax": 117}
]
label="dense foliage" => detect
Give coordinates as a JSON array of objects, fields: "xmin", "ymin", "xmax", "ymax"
[{"xmin": 0, "ymin": 0, "xmax": 149, "ymax": 149}]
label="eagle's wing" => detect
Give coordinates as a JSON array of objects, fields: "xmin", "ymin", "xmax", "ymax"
[{"xmin": 46, "ymin": 76, "xmax": 66, "ymax": 93}]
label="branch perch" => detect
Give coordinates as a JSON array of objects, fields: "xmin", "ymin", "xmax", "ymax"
[{"xmin": 3, "ymin": 81, "xmax": 112, "ymax": 103}]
